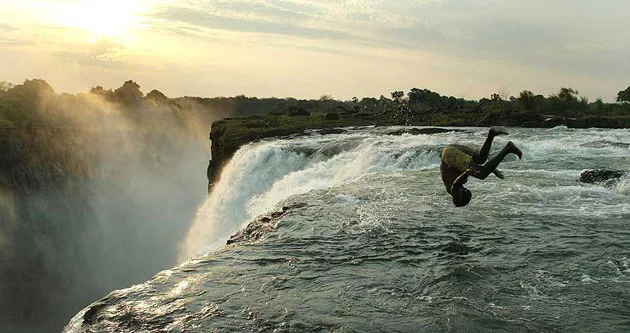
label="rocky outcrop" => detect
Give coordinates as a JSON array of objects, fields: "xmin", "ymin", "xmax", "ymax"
[
  {"xmin": 479, "ymin": 110, "xmax": 545, "ymax": 127},
  {"xmin": 315, "ymin": 128, "xmax": 347, "ymax": 135},
  {"xmin": 206, "ymin": 120, "xmax": 307, "ymax": 191},
  {"xmin": 579, "ymin": 170, "xmax": 626, "ymax": 184},
  {"xmin": 543, "ymin": 116, "xmax": 629, "ymax": 129},
  {"xmin": 226, "ymin": 203, "xmax": 307, "ymax": 245}
]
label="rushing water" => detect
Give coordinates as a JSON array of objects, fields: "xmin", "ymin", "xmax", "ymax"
[{"xmin": 65, "ymin": 127, "xmax": 630, "ymax": 332}]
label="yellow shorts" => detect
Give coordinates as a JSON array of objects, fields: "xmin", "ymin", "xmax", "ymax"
[{"xmin": 441, "ymin": 146, "xmax": 472, "ymax": 173}]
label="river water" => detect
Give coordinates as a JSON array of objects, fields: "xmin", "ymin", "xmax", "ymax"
[{"xmin": 65, "ymin": 127, "xmax": 630, "ymax": 332}]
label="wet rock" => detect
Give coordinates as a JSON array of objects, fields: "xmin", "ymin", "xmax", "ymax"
[
  {"xmin": 83, "ymin": 303, "xmax": 106, "ymax": 325},
  {"xmin": 282, "ymin": 202, "xmax": 307, "ymax": 211},
  {"xmin": 226, "ymin": 203, "xmax": 307, "ymax": 245},
  {"xmin": 82, "ymin": 296, "xmax": 115, "ymax": 325},
  {"xmin": 579, "ymin": 140, "xmax": 630, "ymax": 149},
  {"xmin": 226, "ymin": 216, "xmax": 276, "ymax": 245},
  {"xmin": 316, "ymin": 128, "xmax": 346, "ymax": 135},
  {"xmin": 579, "ymin": 169, "xmax": 626, "ymax": 183},
  {"xmin": 441, "ymin": 241, "xmax": 470, "ymax": 255},
  {"xmin": 479, "ymin": 110, "xmax": 545, "ymax": 127}
]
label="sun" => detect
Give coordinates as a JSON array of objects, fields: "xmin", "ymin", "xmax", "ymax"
[{"xmin": 50, "ymin": 0, "xmax": 147, "ymax": 41}]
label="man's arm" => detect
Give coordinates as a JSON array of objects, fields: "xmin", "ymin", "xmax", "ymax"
[{"xmin": 450, "ymin": 169, "xmax": 471, "ymax": 194}]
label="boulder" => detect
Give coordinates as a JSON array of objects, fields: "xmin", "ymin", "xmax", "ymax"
[
  {"xmin": 226, "ymin": 203, "xmax": 307, "ymax": 245},
  {"xmin": 579, "ymin": 169, "xmax": 626, "ymax": 183},
  {"xmin": 316, "ymin": 128, "xmax": 346, "ymax": 135}
]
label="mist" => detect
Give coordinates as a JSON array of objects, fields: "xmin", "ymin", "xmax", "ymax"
[{"xmin": 0, "ymin": 80, "xmax": 221, "ymax": 332}]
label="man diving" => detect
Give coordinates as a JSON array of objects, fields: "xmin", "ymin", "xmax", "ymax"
[{"xmin": 441, "ymin": 126, "xmax": 523, "ymax": 207}]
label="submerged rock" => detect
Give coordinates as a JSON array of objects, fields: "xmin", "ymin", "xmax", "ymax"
[
  {"xmin": 579, "ymin": 169, "xmax": 626, "ymax": 184},
  {"xmin": 441, "ymin": 241, "xmax": 470, "ymax": 255},
  {"xmin": 579, "ymin": 140, "xmax": 630, "ymax": 149},
  {"xmin": 226, "ymin": 203, "xmax": 307, "ymax": 245}
]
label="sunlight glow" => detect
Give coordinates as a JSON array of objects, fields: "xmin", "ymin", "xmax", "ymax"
[{"xmin": 49, "ymin": 0, "xmax": 148, "ymax": 42}]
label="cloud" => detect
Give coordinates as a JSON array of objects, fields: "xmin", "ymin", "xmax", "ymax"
[
  {"xmin": 0, "ymin": 23, "xmax": 16, "ymax": 31},
  {"xmin": 51, "ymin": 39, "xmax": 141, "ymax": 70},
  {"xmin": 147, "ymin": 0, "xmax": 630, "ymax": 74},
  {"xmin": 150, "ymin": 6, "xmax": 358, "ymax": 41},
  {"xmin": 0, "ymin": 22, "xmax": 33, "ymax": 48},
  {"xmin": 146, "ymin": 0, "xmax": 436, "ymax": 45},
  {"xmin": 0, "ymin": 38, "xmax": 34, "ymax": 46},
  {"xmin": 2, "ymin": 0, "xmax": 628, "ymax": 100}
]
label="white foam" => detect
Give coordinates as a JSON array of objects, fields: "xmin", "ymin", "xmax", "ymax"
[
  {"xmin": 612, "ymin": 176, "xmax": 630, "ymax": 195},
  {"xmin": 179, "ymin": 143, "xmax": 311, "ymax": 260},
  {"xmin": 178, "ymin": 127, "xmax": 630, "ymax": 260},
  {"xmin": 335, "ymin": 194, "xmax": 361, "ymax": 204},
  {"xmin": 580, "ymin": 274, "xmax": 598, "ymax": 284},
  {"xmin": 179, "ymin": 132, "xmax": 445, "ymax": 260}
]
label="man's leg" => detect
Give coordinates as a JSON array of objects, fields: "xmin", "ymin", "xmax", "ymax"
[
  {"xmin": 474, "ymin": 126, "xmax": 509, "ymax": 164},
  {"xmin": 470, "ymin": 141, "xmax": 522, "ymax": 180}
]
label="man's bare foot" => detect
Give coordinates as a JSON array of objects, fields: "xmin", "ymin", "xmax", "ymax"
[
  {"xmin": 489, "ymin": 126, "xmax": 509, "ymax": 136},
  {"xmin": 506, "ymin": 141, "xmax": 523, "ymax": 159}
]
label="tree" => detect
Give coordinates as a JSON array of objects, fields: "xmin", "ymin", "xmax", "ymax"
[
  {"xmin": 89, "ymin": 86, "xmax": 115, "ymax": 101},
  {"xmin": 617, "ymin": 86, "xmax": 630, "ymax": 103},
  {"xmin": 145, "ymin": 89, "xmax": 168, "ymax": 105},
  {"xmin": 557, "ymin": 87, "xmax": 579, "ymax": 103},
  {"xmin": 0, "ymin": 79, "xmax": 54, "ymax": 124},
  {"xmin": 391, "ymin": 91, "xmax": 405, "ymax": 103},
  {"xmin": 2, "ymin": 79, "xmax": 54, "ymax": 101},
  {"xmin": 0, "ymin": 81, "xmax": 13, "ymax": 94},
  {"xmin": 22, "ymin": 79, "xmax": 55, "ymax": 95},
  {"xmin": 408, "ymin": 88, "xmax": 442, "ymax": 106},
  {"xmin": 544, "ymin": 87, "xmax": 588, "ymax": 115},
  {"xmin": 592, "ymin": 98, "xmax": 605, "ymax": 112},
  {"xmin": 114, "ymin": 80, "xmax": 143, "ymax": 106},
  {"xmin": 319, "ymin": 94, "xmax": 333, "ymax": 101},
  {"xmin": 518, "ymin": 90, "xmax": 536, "ymax": 110},
  {"xmin": 498, "ymin": 87, "xmax": 510, "ymax": 101}
]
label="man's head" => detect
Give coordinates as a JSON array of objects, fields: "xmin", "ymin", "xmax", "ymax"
[{"xmin": 452, "ymin": 187, "xmax": 472, "ymax": 207}]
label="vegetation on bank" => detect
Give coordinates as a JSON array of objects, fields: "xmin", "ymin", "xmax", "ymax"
[
  {"xmin": 206, "ymin": 85, "xmax": 630, "ymax": 185},
  {"xmin": 2, "ymin": 79, "xmax": 629, "ymax": 130},
  {"xmin": 0, "ymin": 79, "xmax": 214, "ymax": 190},
  {"xmin": 206, "ymin": 85, "xmax": 630, "ymax": 148},
  {"xmin": 1, "ymin": 78, "xmax": 629, "ymax": 188}
]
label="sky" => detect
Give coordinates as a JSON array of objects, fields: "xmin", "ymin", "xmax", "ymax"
[{"xmin": 1, "ymin": 0, "xmax": 628, "ymax": 101}]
